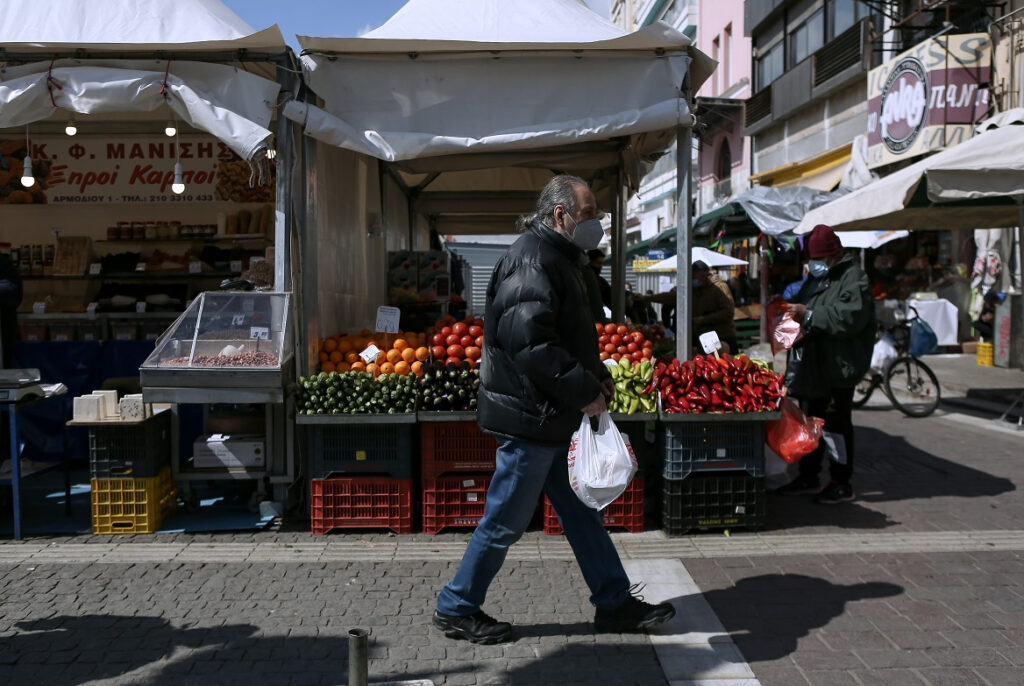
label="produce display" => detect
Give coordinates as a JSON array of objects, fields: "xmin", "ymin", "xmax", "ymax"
[
  {"xmin": 657, "ymin": 353, "xmax": 784, "ymax": 414},
  {"xmin": 292, "ymin": 371, "xmax": 417, "ymax": 415},
  {"xmin": 425, "ymin": 315, "xmax": 484, "ymax": 369},
  {"xmin": 318, "ymin": 330, "xmax": 429, "ymax": 377},
  {"xmin": 165, "ymin": 351, "xmax": 279, "ymax": 367},
  {"xmin": 595, "ymin": 322, "xmax": 654, "ymax": 364},
  {"xmin": 418, "ymin": 362, "xmax": 481, "ymax": 412},
  {"xmin": 606, "ymin": 358, "xmax": 656, "ymax": 415}
]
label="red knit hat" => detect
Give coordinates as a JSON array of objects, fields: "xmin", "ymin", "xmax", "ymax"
[{"xmin": 807, "ymin": 224, "xmax": 843, "ymax": 259}]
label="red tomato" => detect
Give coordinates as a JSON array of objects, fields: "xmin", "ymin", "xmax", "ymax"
[
  {"xmin": 469, "ymin": 325, "xmax": 484, "ymax": 338},
  {"xmin": 430, "ymin": 345, "xmax": 447, "ymax": 360},
  {"xmin": 460, "ymin": 335, "xmax": 475, "ymax": 348},
  {"xmin": 452, "ymin": 322, "xmax": 469, "ymax": 336},
  {"xmin": 630, "ymin": 331, "xmax": 645, "ymax": 344},
  {"xmin": 627, "ymin": 342, "xmax": 639, "ymax": 353},
  {"xmin": 447, "ymin": 344, "xmax": 465, "ymax": 358},
  {"xmin": 599, "ymin": 335, "xmax": 608, "ymax": 344},
  {"xmin": 604, "ymin": 343, "xmax": 616, "ymax": 353},
  {"xmin": 643, "ymin": 340, "xmax": 653, "ymax": 349},
  {"xmin": 631, "ymin": 352, "xmax": 643, "ymax": 362},
  {"xmin": 440, "ymin": 326, "xmax": 452, "ymax": 337},
  {"xmin": 473, "ymin": 318, "xmax": 484, "ymax": 328},
  {"xmin": 446, "ymin": 334, "xmax": 461, "ymax": 346},
  {"xmin": 465, "ymin": 346, "xmax": 482, "ymax": 361},
  {"xmin": 642, "ymin": 348, "xmax": 653, "ymax": 359},
  {"xmin": 616, "ymin": 324, "xmax": 628, "ymax": 336},
  {"xmin": 610, "ymin": 334, "xmax": 623, "ymax": 346},
  {"xmin": 604, "ymin": 323, "xmax": 617, "ymax": 335},
  {"xmin": 612, "ymin": 353, "xmax": 622, "ymax": 361},
  {"xmin": 431, "ymin": 333, "xmax": 446, "ymax": 347},
  {"xmin": 599, "ymin": 351, "xmax": 610, "ymax": 361},
  {"xmin": 595, "ymin": 323, "xmax": 604, "ymax": 332},
  {"xmin": 617, "ymin": 346, "xmax": 628, "ymax": 355},
  {"xmin": 475, "ymin": 336, "xmax": 484, "ymax": 347},
  {"xmin": 445, "ymin": 356, "xmax": 462, "ymax": 367}
]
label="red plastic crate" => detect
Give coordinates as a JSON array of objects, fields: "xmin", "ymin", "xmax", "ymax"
[
  {"xmin": 310, "ymin": 477, "xmax": 413, "ymax": 535},
  {"xmin": 421, "ymin": 474, "xmax": 492, "ymax": 534},
  {"xmin": 542, "ymin": 477, "xmax": 645, "ymax": 535},
  {"xmin": 421, "ymin": 421, "xmax": 497, "ymax": 479}
]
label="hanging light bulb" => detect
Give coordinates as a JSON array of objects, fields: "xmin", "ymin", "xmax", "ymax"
[
  {"xmin": 20, "ymin": 155, "xmax": 35, "ymax": 188},
  {"xmin": 172, "ymin": 162, "xmax": 185, "ymax": 195},
  {"xmin": 165, "ymin": 120, "xmax": 177, "ymax": 137},
  {"xmin": 65, "ymin": 115, "xmax": 78, "ymax": 136}
]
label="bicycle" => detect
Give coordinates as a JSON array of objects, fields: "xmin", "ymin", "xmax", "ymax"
[{"xmin": 852, "ymin": 305, "xmax": 941, "ymax": 417}]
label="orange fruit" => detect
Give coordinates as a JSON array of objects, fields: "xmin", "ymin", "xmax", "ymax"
[
  {"xmin": 345, "ymin": 352, "xmax": 359, "ymax": 364},
  {"xmin": 338, "ymin": 339, "xmax": 353, "ymax": 353},
  {"xmin": 323, "ymin": 338, "xmax": 338, "ymax": 353},
  {"xmin": 380, "ymin": 362, "xmax": 395, "ymax": 375},
  {"xmin": 393, "ymin": 338, "xmax": 409, "ymax": 351},
  {"xmin": 415, "ymin": 346, "xmax": 429, "ymax": 362},
  {"xmin": 328, "ymin": 351, "xmax": 342, "ymax": 364},
  {"xmin": 411, "ymin": 360, "xmax": 424, "ymax": 376},
  {"xmin": 375, "ymin": 352, "xmax": 387, "ymax": 365},
  {"xmin": 318, "ymin": 351, "xmax": 329, "ymax": 363},
  {"xmin": 401, "ymin": 347, "xmax": 417, "ymax": 364},
  {"xmin": 336, "ymin": 362, "xmax": 351, "ymax": 373},
  {"xmin": 394, "ymin": 361, "xmax": 410, "ymax": 376},
  {"xmin": 360, "ymin": 328, "xmax": 372, "ymax": 336},
  {"xmin": 350, "ymin": 361, "xmax": 366, "ymax": 372},
  {"xmin": 366, "ymin": 363, "xmax": 380, "ymax": 377},
  {"xmin": 321, "ymin": 361, "xmax": 336, "ymax": 373},
  {"xmin": 386, "ymin": 348, "xmax": 402, "ymax": 364}
]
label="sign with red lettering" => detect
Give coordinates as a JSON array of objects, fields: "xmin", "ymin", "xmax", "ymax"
[
  {"xmin": 866, "ymin": 33, "xmax": 991, "ymax": 169},
  {"xmin": 0, "ymin": 135, "xmax": 272, "ymax": 204}
]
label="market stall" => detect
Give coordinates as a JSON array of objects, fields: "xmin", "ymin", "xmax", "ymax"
[{"xmin": 0, "ymin": 0, "xmax": 299, "ymax": 531}]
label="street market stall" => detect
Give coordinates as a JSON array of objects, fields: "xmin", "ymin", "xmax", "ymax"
[{"xmin": 0, "ymin": 0, "xmax": 299, "ymax": 532}]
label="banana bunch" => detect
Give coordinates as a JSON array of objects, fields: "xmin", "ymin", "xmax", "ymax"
[{"xmin": 606, "ymin": 357, "xmax": 656, "ymax": 415}]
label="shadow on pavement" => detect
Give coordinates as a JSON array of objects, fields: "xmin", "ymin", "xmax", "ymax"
[{"xmin": 687, "ymin": 574, "xmax": 904, "ymax": 663}]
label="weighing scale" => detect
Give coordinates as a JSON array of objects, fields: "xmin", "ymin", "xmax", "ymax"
[{"xmin": 0, "ymin": 369, "xmax": 45, "ymax": 403}]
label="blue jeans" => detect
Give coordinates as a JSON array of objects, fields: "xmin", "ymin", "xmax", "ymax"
[{"xmin": 436, "ymin": 437, "xmax": 631, "ymax": 616}]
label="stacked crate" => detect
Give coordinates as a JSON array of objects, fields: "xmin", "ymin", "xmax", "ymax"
[
  {"xmin": 307, "ymin": 417, "xmax": 416, "ymax": 535},
  {"xmin": 419, "ymin": 415, "xmax": 497, "ymax": 534},
  {"xmin": 89, "ymin": 411, "xmax": 176, "ymax": 534},
  {"xmin": 658, "ymin": 415, "xmax": 768, "ymax": 535}
]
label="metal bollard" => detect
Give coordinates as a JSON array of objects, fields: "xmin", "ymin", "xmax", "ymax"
[{"xmin": 348, "ymin": 628, "xmax": 368, "ymax": 686}]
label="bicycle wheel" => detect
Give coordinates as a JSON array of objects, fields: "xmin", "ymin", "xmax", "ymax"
[
  {"xmin": 884, "ymin": 357, "xmax": 941, "ymax": 417},
  {"xmin": 851, "ymin": 373, "xmax": 877, "ymax": 407}
]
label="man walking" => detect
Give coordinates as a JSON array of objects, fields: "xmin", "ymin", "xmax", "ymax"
[
  {"xmin": 433, "ymin": 175, "xmax": 675, "ymax": 644},
  {"xmin": 777, "ymin": 224, "xmax": 875, "ymax": 504}
]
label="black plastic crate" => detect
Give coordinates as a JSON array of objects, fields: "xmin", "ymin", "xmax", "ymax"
[
  {"xmin": 658, "ymin": 421, "xmax": 765, "ymax": 480},
  {"xmin": 308, "ymin": 424, "xmax": 414, "ymax": 479},
  {"xmin": 89, "ymin": 411, "xmax": 172, "ymax": 479},
  {"xmin": 662, "ymin": 472, "xmax": 765, "ymax": 535}
]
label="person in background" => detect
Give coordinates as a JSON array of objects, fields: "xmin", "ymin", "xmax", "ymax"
[
  {"xmin": 972, "ymin": 290, "xmax": 1002, "ymax": 340},
  {"xmin": 433, "ymin": 174, "xmax": 674, "ymax": 645},
  {"xmin": 635, "ymin": 262, "xmax": 736, "ymax": 352},
  {"xmin": 783, "ymin": 264, "xmax": 809, "ymax": 301},
  {"xmin": 587, "ymin": 249, "xmax": 613, "ymax": 311},
  {"xmin": 0, "ymin": 249, "xmax": 23, "ymax": 369},
  {"xmin": 581, "ymin": 250, "xmax": 608, "ymax": 324},
  {"xmin": 777, "ymin": 224, "xmax": 875, "ymax": 505}
]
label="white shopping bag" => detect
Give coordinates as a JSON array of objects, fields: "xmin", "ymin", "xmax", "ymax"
[
  {"xmin": 870, "ymin": 333, "xmax": 898, "ymax": 374},
  {"xmin": 567, "ymin": 412, "xmax": 638, "ymax": 510}
]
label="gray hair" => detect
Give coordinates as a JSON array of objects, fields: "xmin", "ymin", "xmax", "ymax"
[{"xmin": 536, "ymin": 174, "xmax": 588, "ymax": 227}]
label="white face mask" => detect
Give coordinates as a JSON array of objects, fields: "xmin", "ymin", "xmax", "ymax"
[{"xmin": 563, "ymin": 211, "xmax": 604, "ymax": 250}]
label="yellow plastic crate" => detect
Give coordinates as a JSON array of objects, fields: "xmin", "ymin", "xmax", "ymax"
[
  {"xmin": 91, "ymin": 467, "xmax": 177, "ymax": 534},
  {"xmin": 977, "ymin": 342, "xmax": 994, "ymax": 367}
]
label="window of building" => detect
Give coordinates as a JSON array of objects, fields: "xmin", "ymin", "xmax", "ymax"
[
  {"xmin": 828, "ymin": 0, "xmax": 869, "ymax": 39},
  {"xmin": 715, "ymin": 139, "xmax": 733, "ymax": 197},
  {"xmin": 723, "ymin": 24, "xmax": 732, "ymax": 89},
  {"xmin": 712, "ymin": 36, "xmax": 721, "ymax": 95},
  {"xmin": 756, "ymin": 41, "xmax": 784, "ymax": 90},
  {"xmin": 788, "ymin": 6, "xmax": 825, "ymax": 68}
]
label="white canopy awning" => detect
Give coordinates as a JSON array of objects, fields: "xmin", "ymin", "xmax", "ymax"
[
  {"xmin": 0, "ymin": 0, "xmax": 287, "ymax": 161},
  {"xmin": 287, "ymin": 0, "xmax": 712, "ymax": 181},
  {"xmin": 648, "ymin": 248, "xmax": 749, "ymax": 271},
  {"xmin": 837, "ymin": 230, "xmax": 909, "ymax": 250}
]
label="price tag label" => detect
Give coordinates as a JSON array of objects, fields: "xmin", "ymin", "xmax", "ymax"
[
  {"xmin": 86, "ymin": 302, "xmax": 98, "ymax": 320},
  {"xmin": 466, "ymin": 493, "xmax": 479, "ymax": 502},
  {"xmin": 232, "ymin": 314, "xmax": 246, "ymax": 326},
  {"xmin": 136, "ymin": 302, "xmax": 147, "ymax": 313},
  {"xmin": 88, "ymin": 263, "xmax": 102, "ymax": 275},
  {"xmin": 359, "ymin": 344, "xmax": 382, "ymax": 365},
  {"xmin": 250, "ymin": 326, "xmax": 270, "ymax": 341},
  {"xmin": 135, "ymin": 262, "xmax": 147, "ymax": 272},
  {"xmin": 188, "ymin": 261, "xmax": 202, "ymax": 274},
  {"xmin": 375, "ymin": 305, "xmax": 401, "ymax": 334},
  {"xmin": 230, "ymin": 260, "xmax": 243, "ymax": 273},
  {"xmin": 699, "ymin": 331, "xmax": 722, "ymax": 354},
  {"xmin": 32, "ymin": 302, "xmax": 46, "ymax": 314}
]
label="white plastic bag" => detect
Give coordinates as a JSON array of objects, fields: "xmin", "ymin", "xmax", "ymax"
[
  {"xmin": 870, "ymin": 333, "xmax": 898, "ymax": 374},
  {"xmin": 567, "ymin": 412, "xmax": 638, "ymax": 510}
]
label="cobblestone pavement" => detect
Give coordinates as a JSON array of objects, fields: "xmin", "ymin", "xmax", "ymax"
[{"xmin": 1, "ymin": 407, "xmax": 1023, "ymax": 685}]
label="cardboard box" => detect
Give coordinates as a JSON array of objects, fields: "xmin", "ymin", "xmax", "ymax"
[{"xmin": 193, "ymin": 434, "xmax": 265, "ymax": 469}]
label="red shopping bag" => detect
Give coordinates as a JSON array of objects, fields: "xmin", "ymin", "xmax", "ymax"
[{"xmin": 765, "ymin": 397, "xmax": 825, "ymax": 464}]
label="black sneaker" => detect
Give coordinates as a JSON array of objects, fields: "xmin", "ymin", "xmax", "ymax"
[
  {"xmin": 815, "ymin": 481, "xmax": 855, "ymax": 504},
  {"xmin": 432, "ymin": 610, "xmax": 513, "ymax": 644},
  {"xmin": 594, "ymin": 584, "xmax": 675, "ymax": 633},
  {"xmin": 775, "ymin": 475, "xmax": 821, "ymax": 496}
]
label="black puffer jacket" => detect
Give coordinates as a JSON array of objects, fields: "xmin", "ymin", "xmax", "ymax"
[{"xmin": 477, "ymin": 220, "xmax": 610, "ymax": 445}]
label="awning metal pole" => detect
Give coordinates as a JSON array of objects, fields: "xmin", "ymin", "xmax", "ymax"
[
  {"xmin": 612, "ymin": 170, "xmax": 625, "ymax": 322},
  {"xmin": 675, "ymin": 87, "xmax": 694, "ymax": 360},
  {"xmin": 348, "ymin": 628, "xmax": 368, "ymax": 686}
]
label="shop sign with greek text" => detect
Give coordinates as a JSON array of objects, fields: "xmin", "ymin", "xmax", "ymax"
[{"xmin": 866, "ymin": 33, "xmax": 991, "ymax": 169}]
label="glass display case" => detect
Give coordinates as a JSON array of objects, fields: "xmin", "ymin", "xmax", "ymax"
[{"xmin": 140, "ymin": 291, "xmax": 292, "ymax": 394}]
